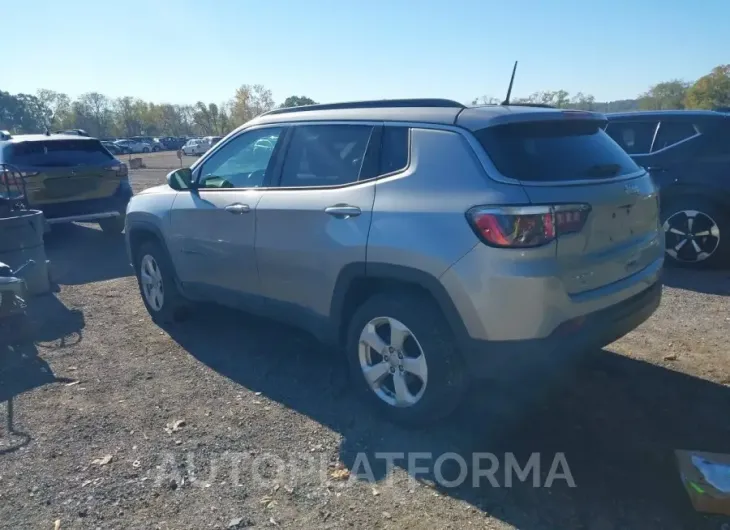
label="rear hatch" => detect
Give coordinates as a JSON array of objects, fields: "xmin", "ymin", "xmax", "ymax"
[
  {"xmin": 4, "ymin": 138, "xmax": 124, "ymax": 205},
  {"xmin": 474, "ymin": 114, "xmax": 661, "ymax": 294}
]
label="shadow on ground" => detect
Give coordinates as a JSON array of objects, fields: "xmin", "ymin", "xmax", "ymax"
[
  {"xmin": 662, "ymin": 267, "xmax": 730, "ymax": 296},
  {"xmin": 166, "ymin": 305, "xmax": 730, "ymax": 530},
  {"xmin": 0, "ymin": 294, "xmax": 85, "ymax": 453},
  {"xmin": 44, "ymin": 223, "xmax": 131, "ymax": 285},
  {"xmin": 0, "ymin": 343, "xmax": 75, "ymax": 455}
]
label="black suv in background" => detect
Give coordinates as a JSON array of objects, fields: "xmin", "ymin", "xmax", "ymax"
[{"xmin": 606, "ymin": 110, "xmax": 730, "ymax": 268}]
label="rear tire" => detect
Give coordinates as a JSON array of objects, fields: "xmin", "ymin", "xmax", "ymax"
[
  {"xmin": 134, "ymin": 240, "xmax": 189, "ymax": 324},
  {"xmin": 98, "ymin": 215, "xmax": 125, "ymax": 235},
  {"xmin": 345, "ymin": 291, "xmax": 468, "ymax": 427},
  {"xmin": 661, "ymin": 197, "xmax": 729, "ymax": 269},
  {"xmin": 143, "ymin": 147, "xmax": 151, "ymax": 153}
]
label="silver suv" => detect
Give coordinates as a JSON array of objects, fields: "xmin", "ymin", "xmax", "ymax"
[{"xmin": 125, "ymin": 99, "xmax": 663, "ymax": 426}]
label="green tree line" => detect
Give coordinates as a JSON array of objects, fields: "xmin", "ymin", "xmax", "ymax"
[
  {"xmin": 2, "ymin": 63, "xmax": 728, "ymax": 137},
  {"xmin": 472, "ymin": 64, "xmax": 730, "ymax": 112},
  {"xmin": 0, "ymin": 85, "xmax": 317, "ymax": 138}
]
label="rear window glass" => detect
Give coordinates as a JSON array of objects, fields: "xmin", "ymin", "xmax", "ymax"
[
  {"xmin": 7, "ymin": 139, "xmax": 114, "ymax": 167},
  {"xmin": 475, "ymin": 120, "xmax": 641, "ymax": 181}
]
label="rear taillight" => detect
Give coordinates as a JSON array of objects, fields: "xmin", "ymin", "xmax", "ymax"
[
  {"xmin": 467, "ymin": 204, "xmax": 591, "ymax": 248},
  {"xmin": 107, "ymin": 164, "xmax": 128, "ymax": 178},
  {"xmin": 0, "ymin": 170, "xmax": 38, "ymax": 185}
]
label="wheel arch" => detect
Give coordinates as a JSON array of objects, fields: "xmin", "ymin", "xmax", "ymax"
[
  {"xmin": 660, "ymin": 184, "xmax": 730, "ymax": 213},
  {"xmin": 330, "ymin": 262, "xmax": 470, "ymax": 351},
  {"xmin": 126, "ymin": 221, "xmax": 176, "ymax": 278}
]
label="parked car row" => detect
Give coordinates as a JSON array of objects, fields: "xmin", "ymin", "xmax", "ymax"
[
  {"xmin": 181, "ymin": 136, "xmax": 222, "ymax": 156},
  {"xmin": 101, "ymin": 136, "xmax": 217, "ymax": 155}
]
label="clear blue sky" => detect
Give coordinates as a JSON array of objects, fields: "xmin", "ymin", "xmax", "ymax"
[{"xmin": 4, "ymin": 0, "xmax": 729, "ymax": 105}]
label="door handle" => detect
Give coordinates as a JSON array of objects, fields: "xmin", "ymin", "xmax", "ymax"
[
  {"xmin": 224, "ymin": 203, "xmax": 251, "ymax": 214},
  {"xmin": 324, "ymin": 205, "xmax": 361, "ymax": 219},
  {"xmin": 645, "ymin": 166, "xmax": 666, "ymax": 173}
]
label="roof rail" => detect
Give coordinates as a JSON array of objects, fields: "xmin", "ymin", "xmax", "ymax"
[
  {"xmin": 474, "ymin": 102, "xmax": 556, "ymax": 109},
  {"xmin": 509, "ymin": 102, "xmax": 556, "ymax": 109},
  {"xmin": 263, "ymin": 98, "xmax": 466, "ymax": 116}
]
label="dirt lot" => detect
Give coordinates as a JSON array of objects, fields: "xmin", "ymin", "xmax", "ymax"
[{"xmin": 1, "ymin": 158, "xmax": 730, "ymax": 529}]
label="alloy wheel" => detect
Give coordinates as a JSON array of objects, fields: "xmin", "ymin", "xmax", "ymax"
[
  {"xmin": 358, "ymin": 316, "xmax": 428, "ymax": 408},
  {"xmin": 663, "ymin": 209, "xmax": 721, "ymax": 263},
  {"xmin": 140, "ymin": 254, "xmax": 164, "ymax": 311}
]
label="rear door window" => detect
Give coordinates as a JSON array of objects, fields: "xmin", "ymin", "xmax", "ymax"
[
  {"xmin": 475, "ymin": 119, "xmax": 641, "ymax": 182},
  {"xmin": 279, "ymin": 124, "xmax": 374, "ymax": 187},
  {"xmin": 651, "ymin": 121, "xmax": 698, "ymax": 152},
  {"xmin": 605, "ymin": 121, "xmax": 659, "ymax": 154},
  {"xmin": 6, "ymin": 139, "xmax": 114, "ymax": 167}
]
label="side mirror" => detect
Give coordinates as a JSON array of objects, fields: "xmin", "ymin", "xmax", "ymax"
[{"xmin": 167, "ymin": 167, "xmax": 194, "ymax": 191}]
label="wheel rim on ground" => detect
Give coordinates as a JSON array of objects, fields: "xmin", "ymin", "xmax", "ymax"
[
  {"xmin": 358, "ymin": 316, "xmax": 428, "ymax": 408},
  {"xmin": 663, "ymin": 209, "xmax": 721, "ymax": 263},
  {"xmin": 140, "ymin": 254, "xmax": 164, "ymax": 311}
]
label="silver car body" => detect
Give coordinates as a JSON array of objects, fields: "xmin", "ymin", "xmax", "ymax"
[{"xmin": 126, "ymin": 101, "xmax": 663, "ymax": 374}]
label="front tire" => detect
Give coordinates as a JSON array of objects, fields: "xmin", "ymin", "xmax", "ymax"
[
  {"xmin": 134, "ymin": 240, "xmax": 188, "ymax": 324},
  {"xmin": 345, "ymin": 291, "xmax": 467, "ymax": 427},
  {"xmin": 662, "ymin": 198, "xmax": 729, "ymax": 268},
  {"xmin": 143, "ymin": 147, "xmax": 151, "ymax": 153}
]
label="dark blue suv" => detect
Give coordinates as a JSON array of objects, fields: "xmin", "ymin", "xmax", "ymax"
[{"xmin": 606, "ymin": 110, "xmax": 730, "ymax": 268}]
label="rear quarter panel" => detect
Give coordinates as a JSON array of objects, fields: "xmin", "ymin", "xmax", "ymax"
[{"xmin": 367, "ymin": 126, "xmax": 531, "ymax": 277}]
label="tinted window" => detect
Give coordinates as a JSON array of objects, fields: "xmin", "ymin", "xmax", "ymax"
[
  {"xmin": 6, "ymin": 139, "xmax": 114, "ymax": 167},
  {"xmin": 652, "ymin": 121, "xmax": 697, "ymax": 152},
  {"xmin": 198, "ymin": 127, "xmax": 283, "ymax": 189},
  {"xmin": 475, "ymin": 120, "xmax": 641, "ymax": 182},
  {"xmin": 379, "ymin": 126, "xmax": 409, "ymax": 175},
  {"xmin": 605, "ymin": 121, "xmax": 658, "ymax": 154},
  {"xmin": 280, "ymin": 125, "xmax": 374, "ymax": 187},
  {"xmin": 698, "ymin": 123, "xmax": 730, "ymax": 156}
]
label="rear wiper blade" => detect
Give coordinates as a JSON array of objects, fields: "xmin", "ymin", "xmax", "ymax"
[{"xmin": 582, "ymin": 163, "xmax": 621, "ymax": 178}]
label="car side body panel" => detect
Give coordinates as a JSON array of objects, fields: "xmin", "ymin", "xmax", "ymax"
[{"xmin": 367, "ymin": 126, "xmax": 531, "ymax": 280}]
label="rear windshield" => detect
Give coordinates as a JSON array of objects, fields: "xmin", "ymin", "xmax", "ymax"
[
  {"xmin": 474, "ymin": 119, "xmax": 641, "ymax": 181},
  {"xmin": 5, "ymin": 139, "xmax": 114, "ymax": 167}
]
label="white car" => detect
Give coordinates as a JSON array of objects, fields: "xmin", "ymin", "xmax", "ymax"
[
  {"xmin": 115, "ymin": 139, "xmax": 152, "ymax": 154},
  {"xmin": 181, "ymin": 139, "xmax": 206, "ymax": 156}
]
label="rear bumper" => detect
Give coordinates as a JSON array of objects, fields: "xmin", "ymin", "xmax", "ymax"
[
  {"xmin": 440, "ymin": 241, "xmax": 663, "ymax": 341},
  {"xmin": 461, "ymin": 280, "xmax": 662, "ymax": 378},
  {"xmin": 37, "ymin": 181, "xmax": 132, "ymax": 223}
]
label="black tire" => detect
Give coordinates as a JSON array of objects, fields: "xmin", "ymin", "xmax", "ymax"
[
  {"xmin": 661, "ymin": 197, "xmax": 729, "ymax": 269},
  {"xmin": 345, "ymin": 291, "xmax": 468, "ymax": 427},
  {"xmin": 98, "ymin": 215, "xmax": 125, "ymax": 235},
  {"xmin": 134, "ymin": 240, "xmax": 189, "ymax": 324},
  {"xmin": 143, "ymin": 147, "xmax": 151, "ymax": 153}
]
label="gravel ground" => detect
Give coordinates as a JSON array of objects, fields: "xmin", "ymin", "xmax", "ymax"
[{"xmin": 1, "ymin": 164, "xmax": 729, "ymax": 530}]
